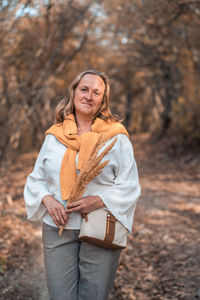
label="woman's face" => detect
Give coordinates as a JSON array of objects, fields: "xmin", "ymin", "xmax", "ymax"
[{"xmin": 73, "ymin": 74, "xmax": 105, "ymax": 119}]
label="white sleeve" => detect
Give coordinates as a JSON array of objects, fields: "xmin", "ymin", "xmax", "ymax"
[
  {"xmin": 99, "ymin": 135, "xmax": 141, "ymax": 233},
  {"xmin": 24, "ymin": 135, "xmax": 51, "ymax": 221}
]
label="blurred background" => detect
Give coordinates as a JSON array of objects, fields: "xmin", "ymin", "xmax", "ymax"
[
  {"xmin": 1, "ymin": 0, "xmax": 200, "ymax": 162},
  {"xmin": 0, "ymin": 1, "xmax": 200, "ymax": 299}
]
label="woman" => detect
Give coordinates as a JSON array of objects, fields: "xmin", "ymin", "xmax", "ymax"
[{"xmin": 24, "ymin": 70, "xmax": 141, "ymax": 300}]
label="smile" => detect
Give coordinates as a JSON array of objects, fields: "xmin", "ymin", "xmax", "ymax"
[{"xmin": 82, "ymin": 102, "xmax": 93, "ymax": 107}]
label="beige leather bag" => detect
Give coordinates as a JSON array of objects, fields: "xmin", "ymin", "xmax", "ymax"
[{"xmin": 79, "ymin": 208, "xmax": 128, "ymax": 250}]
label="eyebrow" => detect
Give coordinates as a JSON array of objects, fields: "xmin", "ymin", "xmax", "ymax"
[{"xmin": 80, "ymin": 85, "xmax": 101, "ymax": 91}]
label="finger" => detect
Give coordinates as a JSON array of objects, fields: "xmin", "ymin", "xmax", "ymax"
[
  {"xmin": 58, "ymin": 205, "xmax": 69, "ymax": 223},
  {"xmin": 51, "ymin": 210, "xmax": 61, "ymax": 226},
  {"xmin": 57, "ymin": 209, "xmax": 66, "ymax": 226},
  {"xmin": 67, "ymin": 200, "xmax": 83, "ymax": 208},
  {"xmin": 65, "ymin": 206, "xmax": 82, "ymax": 214},
  {"xmin": 52, "ymin": 215, "xmax": 60, "ymax": 227},
  {"xmin": 61, "ymin": 209, "xmax": 68, "ymax": 223}
]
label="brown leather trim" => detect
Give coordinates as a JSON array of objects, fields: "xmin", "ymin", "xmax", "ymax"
[
  {"xmin": 104, "ymin": 212, "xmax": 116, "ymax": 243},
  {"xmin": 79, "ymin": 236, "xmax": 125, "ymax": 250}
]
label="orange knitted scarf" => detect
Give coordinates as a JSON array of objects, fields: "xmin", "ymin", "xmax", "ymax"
[{"xmin": 45, "ymin": 113, "xmax": 129, "ymax": 200}]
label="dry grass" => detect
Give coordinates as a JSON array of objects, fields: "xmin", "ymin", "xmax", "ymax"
[{"xmin": 59, "ymin": 135, "xmax": 117, "ymax": 235}]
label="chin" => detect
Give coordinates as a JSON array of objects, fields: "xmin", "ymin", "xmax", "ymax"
[{"xmin": 76, "ymin": 111, "xmax": 93, "ymax": 119}]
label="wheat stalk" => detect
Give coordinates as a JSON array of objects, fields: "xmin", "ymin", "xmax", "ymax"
[
  {"xmin": 58, "ymin": 136, "xmax": 117, "ymax": 235},
  {"xmin": 71, "ymin": 160, "xmax": 109, "ymax": 202},
  {"xmin": 71, "ymin": 137, "xmax": 117, "ymax": 202}
]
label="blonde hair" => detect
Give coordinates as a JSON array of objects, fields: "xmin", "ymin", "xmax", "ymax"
[{"xmin": 55, "ymin": 70, "xmax": 121, "ymax": 123}]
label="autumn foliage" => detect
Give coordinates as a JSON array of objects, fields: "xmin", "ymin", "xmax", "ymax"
[{"xmin": 0, "ymin": 0, "xmax": 200, "ymax": 163}]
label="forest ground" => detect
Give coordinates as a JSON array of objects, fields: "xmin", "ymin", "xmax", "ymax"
[{"xmin": 0, "ymin": 133, "xmax": 200, "ymax": 300}]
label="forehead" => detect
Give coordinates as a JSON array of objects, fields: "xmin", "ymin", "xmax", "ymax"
[{"xmin": 78, "ymin": 74, "xmax": 105, "ymax": 91}]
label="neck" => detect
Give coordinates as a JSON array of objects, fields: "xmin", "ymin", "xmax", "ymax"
[{"xmin": 75, "ymin": 112, "xmax": 93, "ymax": 133}]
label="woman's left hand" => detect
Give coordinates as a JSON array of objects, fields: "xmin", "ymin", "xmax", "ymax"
[{"xmin": 65, "ymin": 195, "xmax": 105, "ymax": 215}]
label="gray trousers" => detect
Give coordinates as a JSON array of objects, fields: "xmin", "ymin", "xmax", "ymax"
[{"xmin": 42, "ymin": 223, "xmax": 121, "ymax": 300}]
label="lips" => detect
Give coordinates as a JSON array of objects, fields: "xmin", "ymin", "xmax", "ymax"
[{"xmin": 81, "ymin": 102, "xmax": 92, "ymax": 107}]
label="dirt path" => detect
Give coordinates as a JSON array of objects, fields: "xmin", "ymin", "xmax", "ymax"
[
  {"xmin": 109, "ymin": 134, "xmax": 200, "ymax": 300},
  {"xmin": 0, "ymin": 134, "xmax": 200, "ymax": 299}
]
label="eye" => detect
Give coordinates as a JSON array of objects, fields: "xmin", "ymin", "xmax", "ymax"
[
  {"xmin": 81, "ymin": 88, "xmax": 87, "ymax": 91},
  {"xmin": 94, "ymin": 91, "xmax": 100, "ymax": 95}
]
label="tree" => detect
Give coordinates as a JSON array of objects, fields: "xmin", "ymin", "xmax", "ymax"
[
  {"xmin": 0, "ymin": 0, "xmax": 99, "ymax": 162},
  {"xmin": 100, "ymin": 0, "xmax": 200, "ymax": 142}
]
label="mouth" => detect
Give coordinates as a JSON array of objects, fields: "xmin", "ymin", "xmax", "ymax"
[{"xmin": 81, "ymin": 102, "xmax": 93, "ymax": 107}]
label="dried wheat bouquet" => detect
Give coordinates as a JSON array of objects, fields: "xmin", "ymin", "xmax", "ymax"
[{"xmin": 58, "ymin": 135, "xmax": 117, "ymax": 235}]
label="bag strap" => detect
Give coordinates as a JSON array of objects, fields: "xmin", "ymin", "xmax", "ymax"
[{"xmin": 104, "ymin": 212, "xmax": 116, "ymax": 243}]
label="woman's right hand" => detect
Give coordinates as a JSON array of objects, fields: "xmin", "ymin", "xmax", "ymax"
[{"xmin": 42, "ymin": 195, "xmax": 69, "ymax": 227}]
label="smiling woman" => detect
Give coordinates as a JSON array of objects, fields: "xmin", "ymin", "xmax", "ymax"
[{"xmin": 24, "ymin": 70, "xmax": 141, "ymax": 300}]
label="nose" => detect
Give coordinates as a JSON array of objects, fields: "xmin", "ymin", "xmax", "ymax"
[{"xmin": 85, "ymin": 90, "xmax": 93, "ymax": 100}]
